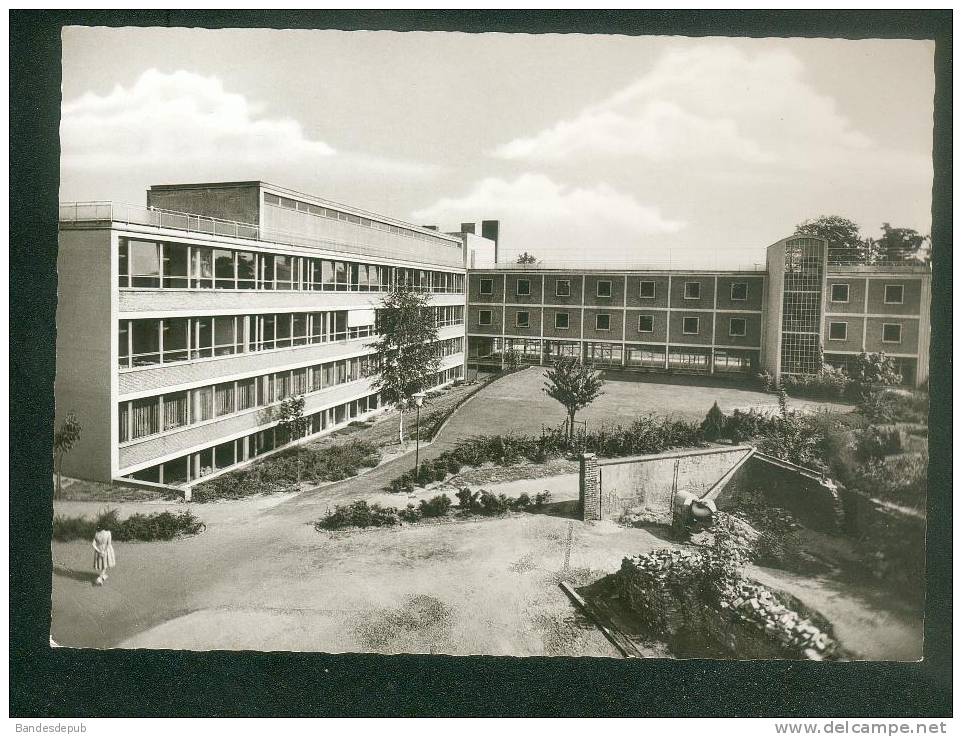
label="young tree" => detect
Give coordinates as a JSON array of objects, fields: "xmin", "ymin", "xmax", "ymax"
[
  {"xmin": 542, "ymin": 357, "xmax": 604, "ymax": 442},
  {"xmin": 516, "ymin": 251, "xmax": 538, "ymax": 265},
  {"xmin": 795, "ymin": 215, "xmax": 867, "ymax": 264},
  {"xmin": 701, "ymin": 401, "xmax": 727, "ymax": 441},
  {"xmin": 874, "ymin": 223, "xmax": 928, "ymax": 263},
  {"xmin": 365, "ymin": 286, "xmax": 441, "ymax": 445},
  {"xmin": 53, "ymin": 412, "xmax": 83, "ymax": 497},
  {"xmin": 277, "ymin": 395, "xmax": 310, "ymax": 485}
]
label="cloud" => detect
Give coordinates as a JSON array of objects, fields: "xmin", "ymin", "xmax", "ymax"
[
  {"xmin": 412, "ymin": 173, "xmax": 685, "ymax": 262},
  {"xmin": 60, "ymin": 69, "xmax": 438, "ymax": 180},
  {"xmin": 493, "ymin": 45, "xmax": 879, "ymax": 170}
]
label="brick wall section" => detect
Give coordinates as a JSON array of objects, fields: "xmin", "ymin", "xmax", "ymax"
[{"xmin": 579, "ymin": 453, "xmax": 600, "ymax": 521}]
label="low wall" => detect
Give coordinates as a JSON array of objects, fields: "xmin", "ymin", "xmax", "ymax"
[
  {"xmin": 714, "ymin": 453, "xmax": 843, "ymax": 533},
  {"xmin": 580, "ymin": 446, "xmax": 753, "ymax": 523}
]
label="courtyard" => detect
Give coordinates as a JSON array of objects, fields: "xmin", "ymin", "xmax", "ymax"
[{"xmin": 50, "ymin": 368, "xmax": 919, "ymax": 659}]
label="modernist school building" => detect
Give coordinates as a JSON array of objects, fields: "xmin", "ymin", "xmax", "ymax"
[
  {"xmin": 466, "ymin": 236, "xmax": 931, "ymax": 388},
  {"xmin": 56, "ymin": 182, "xmax": 931, "ymax": 489},
  {"xmin": 56, "ymin": 182, "xmax": 471, "ymax": 488}
]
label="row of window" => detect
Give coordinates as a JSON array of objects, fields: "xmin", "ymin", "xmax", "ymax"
[
  {"xmin": 117, "ymin": 307, "xmax": 463, "ymax": 369},
  {"xmin": 118, "ymin": 354, "xmax": 377, "ymax": 443},
  {"xmin": 263, "ymin": 192, "xmax": 456, "ymax": 249},
  {"xmin": 123, "ymin": 364, "xmax": 466, "ymax": 487},
  {"xmin": 472, "ymin": 338, "xmax": 757, "ymax": 373},
  {"xmin": 118, "ymin": 238, "xmax": 465, "ymax": 293},
  {"xmin": 476, "ymin": 310, "xmax": 748, "ymax": 337},
  {"xmin": 478, "ymin": 277, "xmax": 749, "ymax": 301},
  {"xmin": 827, "ymin": 321, "xmax": 904, "ymax": 344},
  {"xmin": 829, "ymin": 282, "xmax": 905, "ymax": 305}
]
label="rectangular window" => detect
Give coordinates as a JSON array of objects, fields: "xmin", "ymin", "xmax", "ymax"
[
  {"xmin": 884, "ymin": 284, "xmax": 904, "ymax": 304},
  {"xmin": 213, "ymin": 316, "xmax": 237, "ymax": 356},
  {"xmin": 193, "ymin": 386, "xmax": 214, "ymax": 422},
  {"xmin": 555, "ymin": 313, "xmax": 570, "ymax": 329},
  {"xmin": 130, "ymin": 320, "xmax": 160, "ymax": 366},
  {"xmin": 292, "ymin": 314, "xmax": 308, "ymax": 346},
  {"xmin": 275, "ymin": 256, "xmax": 295, "ymax": 290},
  {"xmin": 118, "ymin": 240, "xmax": 129, "ymax": 287},
  {"xmin": 215, "ymin": 382, "xmax": 235, "ymax": 416},
  {"xmin": 516, "ymin": 311, "xmax": 530, "ymax": 328},
  {"xmin": 128, "ymin": 240, "xmax": 161, "ymax": 288},
  {"xmin": 192, "ymin": 247, "xmax": 213, "ymax": 289},
  {"xmin": 194, "ymin": 317, "xmax": 213, "ymax": 358},
  {"xmin": 478, "ymin": 309, "xmax": 492, "ymax": 326},
  {"xmin": 214, "ymin": 249, "xmax": 235, "ymax": 289},
  {"xmin": 236, "ymin": 252, "xmax": 256, "ymax": 289},
  {"xmin": 595, "ymin": 313, "xmax": 611, "ymax": 331},
  {"xmin": 119, "ymin": 323, "xmax": 129, "ymax": 368},
  {"xmin": 236, "ymin": 378, "xmax": 256, "ymax": 411},
  {"xmin": 131, "ymin": 397, "xmax": 159, "ymax": 439},
  {"xmin": 729, "ymin": 317, "xmax": 747, "ymax": 337},
  {"xmin": 276, "ymin": 314, "xmax": 292, "ymax": 348},
  {"xmin": 730, "ymin": 282, "xmax": 748, "ymax": 301},
  {"xmin": 479, "ymin": 278, "xmax": 493, "ymax": 296},
  {"xmin": 162, "ymin": 318, "xmax": 189, "ymax": 363},
  {"xmin": 682, "ymin": 316, "xmax": 699, "ymax": 334},
  {"xmin": 828, "ymin": 321, "xmax": 848, "ymax": 341},
  {"xmin": 831, "ymin": 283, "xmax": 850, "ymax": 303},
  {"xmin": 163, "ymin": 243, "xmax": 189, "ymax": 288},
  {"xmin": 334, "ymin": 262, "xmax": 347, "ymax": 291},
  {"xmin": 596, "ymin": 280, "xmax": 612, "ymax": 298},
  {"xmin": 214, "ymin": 441, "xmax": 235, "ymax": 471},
  {"xmin": 322, "ymin": 260, "xmax": 335, "ymax": 291},
  {"xmin": 684, "ymin": 282, "xmax": 701, "ymax": 300},
  {"xmin": 516, "ymin": 279, "xmax": 530, "ymax": 296},
  {"xmin": 882, "ymin": 323, "xmax": 902, "ymax": 343},
  {"xmin": 638, "ymin": 314, "xmax": 654, "ymax": 333},
  {"xmin": 555, "ymin": 280, "xmax": 571, "ymax": 297},
  {"xmin": 639, "ymin": 281, "xmax": 656, "ymax": 298}
]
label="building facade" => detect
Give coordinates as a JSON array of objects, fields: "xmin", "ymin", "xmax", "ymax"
[
  {"xmin": 56, "ymin": 182, "xmax": 467, "ymax": 487},
  {"xmin": 467, "ymin": 236, "xmax": 931, "ymax": 387}
]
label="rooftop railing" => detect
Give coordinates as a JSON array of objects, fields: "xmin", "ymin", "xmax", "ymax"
[
  {"xmin": 59, "ymin": 201, "xmax": 464, "ymax": 268},
  {"xmin": 486, "ymin": 258, "xmax": 767, "ymax": 273}
]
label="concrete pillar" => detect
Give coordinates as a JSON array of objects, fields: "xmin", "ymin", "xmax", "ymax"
[
  {"xmin": 183, "ymin": 485, "xmax": 192, "ymax": 503},
  {"xmin": 579, "ymin": 453, "xmax": 601, "ymax": 521}
]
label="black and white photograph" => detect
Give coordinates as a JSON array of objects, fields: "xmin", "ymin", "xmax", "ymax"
[{"xmin": 9, "ymin": 9, "xmax": 952, "ymax": 721}]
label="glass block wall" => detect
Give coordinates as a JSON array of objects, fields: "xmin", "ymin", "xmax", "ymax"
[{"xmin": 779, "ymin": 237, "xmax": 825, "ymax": 375}]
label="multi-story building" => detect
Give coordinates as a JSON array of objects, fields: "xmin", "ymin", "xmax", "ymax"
[
  {"xmin": 56, "ymin": 181, "xmax": 468, "ymax": 488},
  {"xmin": 466, "ymin": 235, "xmax": 931, "ymax": 387}
]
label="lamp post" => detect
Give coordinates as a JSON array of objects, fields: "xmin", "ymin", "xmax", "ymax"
[{"xmin": 412, "ymin": 391, "xmax": 426, "ymax": 475}]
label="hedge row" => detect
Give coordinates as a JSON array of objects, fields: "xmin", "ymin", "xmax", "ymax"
[{"xmin": 53, "ymin": 508, "xmax": 205, "ymax": 542}]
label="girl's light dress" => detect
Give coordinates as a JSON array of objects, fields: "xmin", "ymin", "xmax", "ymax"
[{"xmin": 92, "ymin": 529, "xmax": 116, "ymax": 573}]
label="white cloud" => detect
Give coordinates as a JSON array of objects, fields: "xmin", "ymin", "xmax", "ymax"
[
  {"xmin": 493, "ymin": 45, "xmax": 879, "ymax": 169},
  {"xmin": 412, "ymin": 173, "xmax": 685, "ymax": 262},
  {"xmin": 61, "ymin": 69, "xmax": 337, "ymax": 169}
]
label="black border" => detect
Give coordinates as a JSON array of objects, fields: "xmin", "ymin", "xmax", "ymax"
[{"xmin": 10, "ymin": 9, "xmax": 952, "ymax": 718}]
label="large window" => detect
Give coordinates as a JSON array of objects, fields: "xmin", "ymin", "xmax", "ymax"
[
  {"xmin": 128, "ymin": 240, "xmax": 162, "ymax": 288},
  {"xmin": 595, "ymin": 313, "xmax": 611, "ymax": 331},
  {"xmin": 682, "ymin": 317, "xmax": 699, "ymax": 334},
  {"xmin": 828, "ymin": 322, "xmax": 848, "ymax": 341},
  {"xmin": 729, "ymin": 317, "xmax": 747, "ymax": 337},
  {"xmin": 684, "ymin": 282, "xmax": 701, "ymax": 300},
  {"xmin": 639, "ymin": 281, "xmax": 656, "ymax": 298},
  {"xmin": 516, "ymin": 311, "xmax": 530, "ymax": 328},
  {"xmin": 478, "ymin": 309, "xmax": 492, "ymax": 326},
  {"xmin": 638, "ymin": 314, "xmax": 654, "ymax": 333},
  {"xmin": 516, "ymin": 279, "xmax": 530, "ymax": 296},
  {"xmin": 884, "ymin": 284, "xmax": 904, "ymax": 305},
  {"xmin": 831, "ymin": 283, "xmax": 849, "ymax": 303},
  {"xmin": 596, "ymin": 280, "xmax": 612, "ymax": 298},
  {"xmin": 555, "ymin": 280, "xmax": 571, "ymax": 297},
  {"xmin": 555, "ymin": 313, "xmax": 570, "ymax": 329},
  {"xmin": 730, "ymin": 282, "xmax": 748, "ymax": 301},
  {"xmin": 479, "ymin": 278, "xmax": 493, "ymax": 296},
  {"xmin": 163, "ymin": 243, "xmax": 189, "ymax": 288},
  {"xmin": 214, "ymin": 249, "xmax": 235, "ymax": 289},
  {"xmin": 882, "ymin": 323, "xmax": 902, "ymax": 343}
]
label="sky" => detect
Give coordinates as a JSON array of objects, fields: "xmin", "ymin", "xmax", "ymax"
[{"xmin": 60, "ymin": 28, "xmax": 935, "ymax": 267}]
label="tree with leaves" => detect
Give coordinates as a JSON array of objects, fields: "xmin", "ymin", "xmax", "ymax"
[
  {"xmin": 796, "ymin": 215, "xmax": 867, "ymax": 264},
  {"xmin": 54, "ymin": 412, "xmax": 83, "ymax": 497},
  {"xmin": 365, "ymin": 286, "xmax": 441, "ymax": 445},
  {"xmin": 849, "ymin": 352, "xmax": 902, "ymax": 388},
  {"xmin": 516, "ymin": 251, "xmax": 538, "ymax": 265},
  {"xmin": 542, "ymin": 357, "xmax": 604, "ymax": 442},
  {"xmin": 873, "ymin": 222, "xmax": 928, "ymax": 263},
  {"xmin": 277, "ymin": 394, "xmax": 310, "ymax": 485},
  {"xmin": 701, "ymin": 401, "xmax": 727, "ymax": 441}
]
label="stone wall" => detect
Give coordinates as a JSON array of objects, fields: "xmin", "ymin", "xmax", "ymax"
[{"xmin": 579, "ymin": 447, "xmax": 753, "ymax": 523}]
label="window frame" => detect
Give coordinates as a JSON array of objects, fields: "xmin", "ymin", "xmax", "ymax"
[
  {"xmin": 479, "ymin": 278, "xmax": 494, "ymax": 296},
  {"xmin": 682, "ymin": 316, "xmax": 700, "ymax": 335},
  {"xmin": 478, "ymin": 309, "xmax": 493, "ymax": 326},
  {"xmin": 639, "ymin": 280, "xmax": 656, "ymax": 299},
  {"xmin": 881, "ymin": 323, "xmax": 903, "ymax": 344},
  {"xmin": 684, "ymin": 282, "xmax": 701, "ymax": 300},
  {"xmin": 638, "ymin": 314, "xmax": 654, "ymax": 333},
  {"xmin": 595, "ymin": 313, "xmax": 611, "ymax": 332},
  {"xmin": 828, "ymin": 321, "xmax": 848, "ymax": 341},
  {"xmin": 516, "ymin": 279, "xmax": 531, "ymax": 297},
  {"xmin": 730, "ymin": 282, "xmax": 748, "ymax": 302},
  {"xmin": 884, "ymin": 284, "xmax": 904, "ymax": 305},
  {"xmin": 515, "ymin": 311, "xmax": 530, "ymax": 328},
  {"xmin": 554, "ymin": 312, "xmax": 570, "ymax": 330},
  {"xmin": 596, "ymin": 280, "xmax": 612, "ymax": 298},
  {"xmin": 728, "ymin": 317, "xmax": 747, "ymax": 337},
  {"xmin": 830, "ymin": 283, "xmax": 850, "ymax": 304},
  {"xmin": 555, "ymin": 279, "xmax": 571, "ymax": 298}
]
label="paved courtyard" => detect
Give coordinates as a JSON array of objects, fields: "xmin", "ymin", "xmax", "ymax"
[{"xmin": 51, "ymin": 369, "xmax": 915, "ymax": 658}]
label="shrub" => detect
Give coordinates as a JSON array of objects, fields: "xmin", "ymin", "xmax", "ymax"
[
  {"xmin": 859, "ymin": 389, "xmax": 928, "ymax": 425},
  {"xmin": 848, "ymin": 352, "xmax": 903, "ymax": 388},
  {"xmin": 418, "ymin": 494, "xmax": 452, "ymax": 518},
  {"xmin": 398, "ymin": 504, "xmax": 423, "ymax": 523},
  {"xmin": 780, "ymin": 367, "xmax": 853, "ymax": 400},
  {"xmin": 534, "ymin": 490, "xmax": 552, "ymax": 508},
  {"xmin": 854, "ymin": 427, "xmax": 904, "ymax": 461},
  {"xmin": 455, "ymin": 487, "xmax": 480, "ymax": 511},
  {"xmin": 52, "ymin": 508, "xmax": 204, "ymax": 542},
  {"xmin": 416, "ymin": 463, "xmax": 435, "ymax": 487},
  {"xmin": 723, "ymin": 408, "xmax": 777, "ymax": 443},
  {"xmin": 317, "ymin": 501, "xmax": 399, "ymax": 530},
  {"xmin": 431, "ymin": 461, "xmax": 448, "ymax": 482},
  {"xmin": 445, "ymin": 457, "xmax": 463, "ymax": 475},
  {"xmin": 756, "ymin": 371, "xmax": 777, "ymax": 392},
  {"xmin": 512, "ymin": 492, "xmax": 533, "ymax": 511},
  {"xmin": 701, "ymin": 401, "xmax": 727, "ymax": 441},
  {"xmin": 478, "ymin": 491, "xmax": 512, "ymax": 516}
]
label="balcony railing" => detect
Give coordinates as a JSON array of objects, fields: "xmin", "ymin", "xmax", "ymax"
[{"xmin": 59, "ymin": 201, "xmax": 464, "ymax": 268}]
